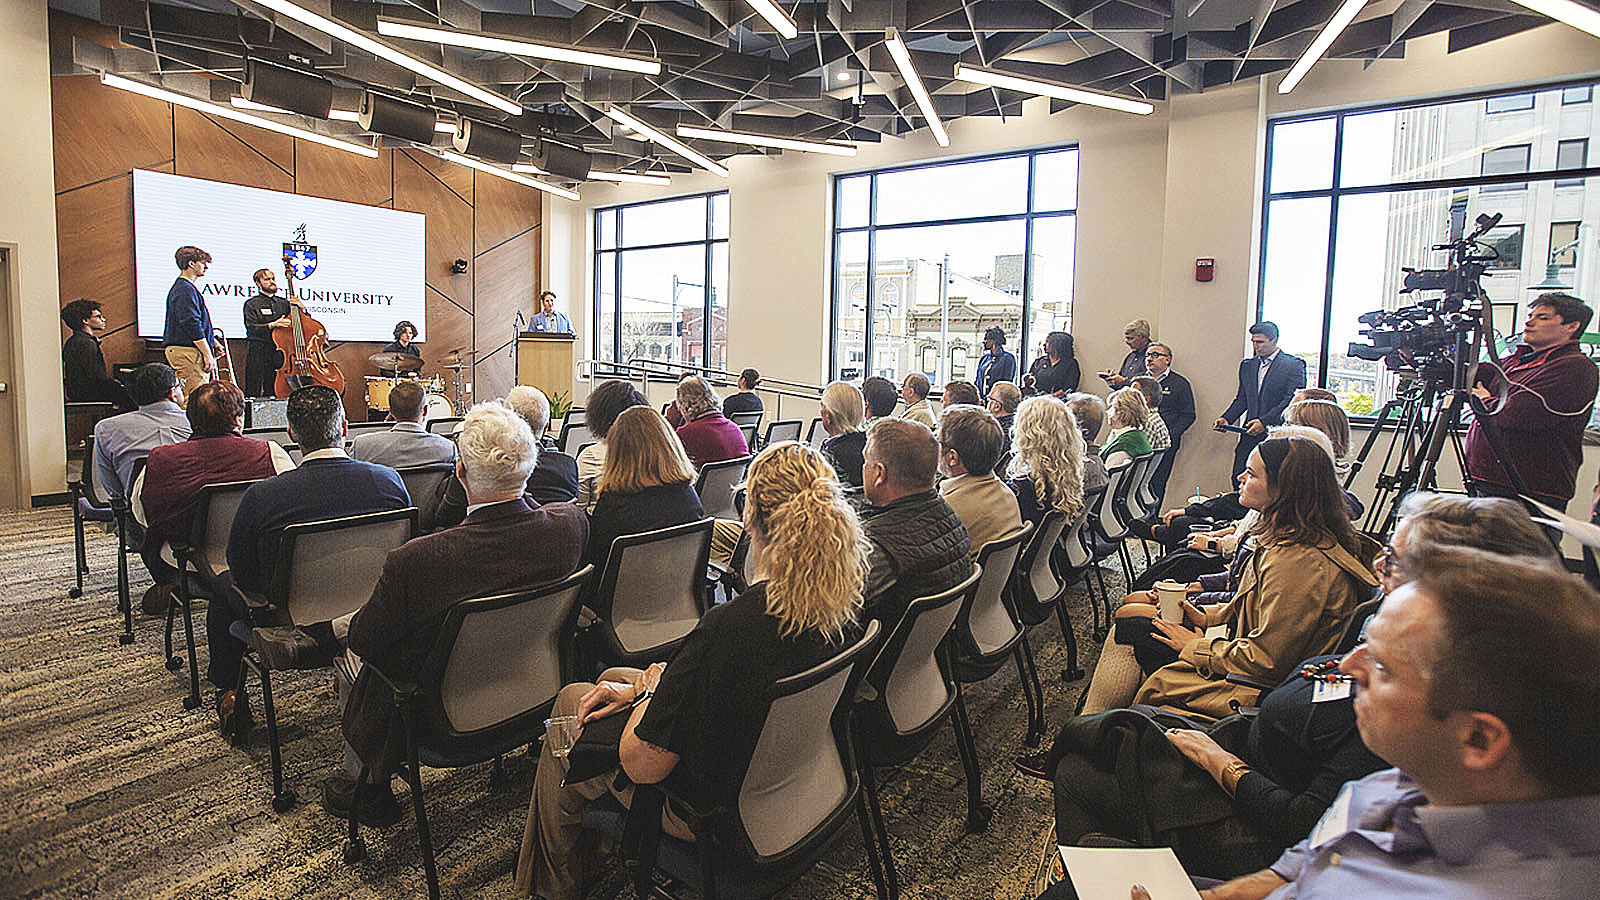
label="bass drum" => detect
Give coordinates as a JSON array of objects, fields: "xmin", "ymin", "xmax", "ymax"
[{"xmin": 422, "ymin": 393, "xmax": 455, "ymax": 425}]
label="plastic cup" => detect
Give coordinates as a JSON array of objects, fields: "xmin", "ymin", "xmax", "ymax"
[
  {"xmin": 1154, "ymin": 580, "xmax": 1187, "ymax": 624},
  {"xmin": 545, "ymin": 715, "xmax": 582, "ymax": 759}
]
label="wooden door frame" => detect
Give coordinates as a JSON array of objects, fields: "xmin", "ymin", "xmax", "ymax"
[{"xmin": 0, "ymin": 244, "xmax": 30, "ymax": 509}]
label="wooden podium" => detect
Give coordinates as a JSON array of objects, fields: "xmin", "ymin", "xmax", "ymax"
[{"xmin": 515, "ymin": 331, "xmax": 575, "ymax": 400}]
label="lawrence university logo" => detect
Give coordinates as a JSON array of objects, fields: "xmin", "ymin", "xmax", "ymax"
[{"xmin": 283, "ymin": 224, "xmax": 318, "ymax": 280}]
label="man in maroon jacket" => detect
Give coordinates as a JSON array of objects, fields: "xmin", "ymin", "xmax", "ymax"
[
  {"xmin": 1466, "ymin": 292, "xmax": 1598, "ymax": 512},
  {"xmin": 327, "ymin": 401, "xmax": 588, "ymax": 826}
]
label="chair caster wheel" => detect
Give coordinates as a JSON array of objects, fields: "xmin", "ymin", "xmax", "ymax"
[
  {"xmin": 343, "ymin": 839, "xmax": 367, "ymax": 863},
  {"xmin": 119, "ymin": 633, "xmax": 135, "ymax": 645},
  {"xmin": 69, "ymin": 588, "xmax": 83, "ymax": 599},
  {"xmin": 166, "ymin": 656, "xmax": 182, "ymax": 671},
  {"xmin": 1061, "ymin": 667, "xmax": 1086, "ymax": 683},
  {"xmin": 182, "ymin": 694, "xmax": 201, "ymax": 710},
  {"xmin": 965, "ymin": 803, "xmax": 994, "ymax": 834},
  {"xmin": 272, "ymin": 791, "xmax": 297, "ymax": 813}
]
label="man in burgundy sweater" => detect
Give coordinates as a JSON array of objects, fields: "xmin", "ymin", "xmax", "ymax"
[{"xmin": 1466, "ymin": 292, "xmax": 1598, "ymax": 512}]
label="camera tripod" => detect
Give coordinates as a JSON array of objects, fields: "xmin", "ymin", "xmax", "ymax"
[{"xmin": 1344, "ymin": 323, "xmax": 1528, "ymax": 539}]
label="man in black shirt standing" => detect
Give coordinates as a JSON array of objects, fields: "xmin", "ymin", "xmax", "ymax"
[
  {"xmin": 241, "ymin": 268, "xmax": 290, "ymax": 398},
  {"xmin": 61, "ymin": 298, "xmax": 134, "ymax": 411}
]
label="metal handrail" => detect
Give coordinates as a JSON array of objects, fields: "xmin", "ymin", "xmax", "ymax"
[
  {"xmin": 622, "ymin": 357, "xmax": 830, "ymax": 397},
  {"xmin": 575, "ymin": 359, "xmax": 823, "ymax": 424}
]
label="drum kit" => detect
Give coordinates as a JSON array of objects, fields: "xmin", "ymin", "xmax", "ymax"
[{"xmin": 363, "ymin": 348, "xmax": 474, "ymax": 423}]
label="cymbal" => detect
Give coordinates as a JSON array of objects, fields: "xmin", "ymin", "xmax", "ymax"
[
  {"xmin": 438, "ymin": 354, "xmax": 472, "ymax": 368},
  {"xmin": 369, "ymin": 351, "xmax": 423, "ymax": 369}
]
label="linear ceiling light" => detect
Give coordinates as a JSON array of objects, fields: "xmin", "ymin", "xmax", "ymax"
[
  {"xmin": 884, "ymin": 27, "xmax": 948, "ymax": 147},
  {"xmin": 744, "ymin": 0, "xmax": 799, "ymax": 40},
  {"xmin": 232, "ymin": 96, "xmax": 365, "ymax": 121},
  {"xmin": 376, "ymin": 19, "xmax": 663, "ymax": 75},
  {"xmin": 951, "ymin": 64, "xmax": 1155, "ymax": 115},
  {"xmin": 103, "ymin": 74, "xmax": 378, "ymax": 157},
  {"xmin": 1505, "ymin": 0, "xmax": 1600, "ymax": 36},
  {"xmin": 675, "ymin": 124, "xmax": 858, "ymax": 156},
  {"xmin": 249, "ymin": 0, "xmax": 521, "ymax": 114},
  {"xmin": 588, "ymin": 170, "xmax": 673, "ymax": 185},
  {"xmin": 603, "ymin": 107, "xmax": 729, "ymax": 177},
  {"xmin": 1277, "ymin": 0, "xmax": 1368, "ymax": 94},
  {"xmin": 441, "ymin": 151, "xmax": 579, "ymax": 200}
]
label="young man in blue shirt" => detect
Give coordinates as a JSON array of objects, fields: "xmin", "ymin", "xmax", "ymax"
[{"xmin": 161, "ymin": 245, "xmax": 220, "ymax": 407}]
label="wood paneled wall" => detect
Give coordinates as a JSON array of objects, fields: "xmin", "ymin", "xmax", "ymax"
[{"xmin": 50, "ymin": 71, "xmax": 542, "ymax": 419}]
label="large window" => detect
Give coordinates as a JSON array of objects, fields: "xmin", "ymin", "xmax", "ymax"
[
  {"xmin": 593, "ymin": 192, "xmax": 729, "ymax": 370},
  {"xmin": 830, "ymin": 147, "xmax": 1079, "ymax": 384},
  {"xmin": 1258, "ymin": 80, "xmax": 1600, "ymax": 421}
]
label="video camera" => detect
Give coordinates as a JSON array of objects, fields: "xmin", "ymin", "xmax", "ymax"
[{"xmin": 1348, "ymin": 200, "xmax": 1501, "ymax": 378}]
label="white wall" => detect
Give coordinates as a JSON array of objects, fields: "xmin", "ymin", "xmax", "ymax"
[{"xmin": 3, "ymin": 0, "xmax": 65, "ymax": 502}]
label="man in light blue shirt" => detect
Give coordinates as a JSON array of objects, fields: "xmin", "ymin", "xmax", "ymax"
[
  {"xmin": 92, "ymin": 363, "xmax": 192, "ymax": 502},
  {"xmin": 528, "ymin": 291, "xmax": 573, "ymax": 334},
  {"xmin": 1181, "ymin": 547, "xmax": 1600, "ymax": 900}
]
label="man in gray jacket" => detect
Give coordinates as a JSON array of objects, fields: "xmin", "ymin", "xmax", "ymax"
[{"xmin": 349, "ymin": 381, "xmax": 455, "ymax": 469}]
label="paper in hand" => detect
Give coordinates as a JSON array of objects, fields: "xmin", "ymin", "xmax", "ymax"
[
  {"xmin": 1525, "ymin": 497, "xmax": 1600, "ymax": 550},
  {"xmin": 1058, "ymin": 846, "xmax": 1203, "ymax": 900}
]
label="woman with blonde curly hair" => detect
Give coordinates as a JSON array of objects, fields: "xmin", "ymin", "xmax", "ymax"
[
  {"xmin": 1007, "ymin": 395, "xmax": 1087, "ymax": 527},
  {"xmin": 1100, "ymin": 387, "xmax": 1154, "ymax": 467},
  {"xmin": 515, "ymin": 441, "xmax": 868, "ymax": 900}
]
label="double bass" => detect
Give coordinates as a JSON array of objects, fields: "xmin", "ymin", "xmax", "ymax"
[{"xmin": 272, "ymin": 256, "xmax": 345, "ymax": 397}]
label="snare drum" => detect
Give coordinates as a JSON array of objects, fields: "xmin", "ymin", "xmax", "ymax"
[
  {"xmin": 365, "ymin": 376, "xmax": 400, "ymax": 410},
  {"xmin": 422, "ymin": 393, "xmax": 455, "ymax": 422}
]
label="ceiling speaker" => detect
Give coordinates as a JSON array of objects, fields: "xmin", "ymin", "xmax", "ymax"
[
  {"xmin": 358, "ymin": 92, "xmax": 437, "ymax": 144},
  {"xmin": 534, "ymin": 139, "xmax": 592, "ymax": 180},
  {"xmin": 453, "ymin": 119, "xmax": 523, "ymax": 164},
  {"xmin": 243, "ymin": 58, "xmax": 333, "ymax": 118}
]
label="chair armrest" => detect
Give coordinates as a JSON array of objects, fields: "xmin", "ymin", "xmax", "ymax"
[{"xmin": 362, "ymin": 658, "xmax": 419, "ymax": 699}]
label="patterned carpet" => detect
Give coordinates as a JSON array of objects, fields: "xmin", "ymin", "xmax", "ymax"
[{"xmin": 0, "ymin": 504, "xmax": 1112, "ymax": 900}]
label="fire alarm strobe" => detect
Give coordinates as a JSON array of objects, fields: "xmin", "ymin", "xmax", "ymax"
[{"xmin": 1196, "ymin": 258, "xmax": 1215, "ymax": 282}]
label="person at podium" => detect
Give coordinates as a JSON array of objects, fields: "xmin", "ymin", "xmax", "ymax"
[{"xmin": 529, "ymin": 291, "xmax": 573, "ymax": 334}]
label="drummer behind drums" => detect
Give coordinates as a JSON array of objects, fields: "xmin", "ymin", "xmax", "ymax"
[
  {"xmin": 379, "ymin": 321, "xmax": 422, "ymax": 376},
  {"xmin": 349, "ymin": 381, "xmax": 456, "ymax": 468}
]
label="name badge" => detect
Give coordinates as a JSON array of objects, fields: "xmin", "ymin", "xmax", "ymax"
[
  {"xmin": 1308, "ymin": 784, "xmax": 1353, "ymax": 849},
  {"xmin": 1313, "ymin": 680, "xmax": 1352, "ymax": 703}
]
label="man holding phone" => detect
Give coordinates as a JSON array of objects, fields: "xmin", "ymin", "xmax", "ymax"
[
  {"xmin": 1101, "ymin": 318, "xmax": 1152, "ymax": 388},
  {"xmin": 1213, "ymin": 322, "xmax": 1305, "ymax": 478}
]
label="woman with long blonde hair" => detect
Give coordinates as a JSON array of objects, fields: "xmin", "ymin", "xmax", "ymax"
[
  {"xmin": 1007, "ymin": 395, "xmax": 1087, "ymax": 527},
  {"xmin": 515, "ymin": 441, "xmax": 868, "ymax": 899}
]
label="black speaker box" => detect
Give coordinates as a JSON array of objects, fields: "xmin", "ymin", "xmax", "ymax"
[
  {"xmin": 534, "ymin": 139, "xmax": 592, "ymax": 180},
  {"xmin": 243, "ymin": 58, "xmax": 333, "ymax": 118},
  {"xmin": 359, "ymin": 92, "xmax": 438, "ymax": 144},
  {"xmin": 453, "ymin": 119, "xmax": 524, "ymax": 164}
]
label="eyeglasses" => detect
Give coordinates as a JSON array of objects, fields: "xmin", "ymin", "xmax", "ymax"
[{"xmin": 1145, "ymin": 350, "xmax": 1170, "ymax": 358}]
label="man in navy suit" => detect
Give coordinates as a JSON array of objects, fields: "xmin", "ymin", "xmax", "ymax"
[
  {"xmin": 212, "ymin": 385, "xmax": 410, "ymax": 737},
  {"xmin": 1213, "ymin": 321, "xmax": 1307, "ymax": 477}
]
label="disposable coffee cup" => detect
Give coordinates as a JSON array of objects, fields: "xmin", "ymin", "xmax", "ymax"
[
  {"xmin": 1154, "ymin": 580, "xmax": 1187, "ymax": 624},
  {"xmin": 545, "ymin": 715, "xmax": 582, "ymax": 759}
]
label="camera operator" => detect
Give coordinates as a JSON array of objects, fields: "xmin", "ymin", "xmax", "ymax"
[{"xmin": 1466, "ymin": 292, "xmax": 1598, "ymax": 513}]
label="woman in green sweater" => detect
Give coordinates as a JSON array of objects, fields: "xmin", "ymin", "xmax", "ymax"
[{"xmin": 1100, "ymin": 387, "xmax": 1153, "ymax": 466}]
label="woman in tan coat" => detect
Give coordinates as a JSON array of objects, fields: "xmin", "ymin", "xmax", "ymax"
[{"xmin": 1130, "ymin": 436, "xmax": 1378, "ymax": 721}]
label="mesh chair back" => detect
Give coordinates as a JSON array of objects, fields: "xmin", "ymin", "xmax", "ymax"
[
  {"xmin": 436, "ymin": 567, "xmax": 591, "ymax": 734},
  {"xmin": 1135, "ymin": 447, "xmax": 1169, "ymax": 510},
  {"xmin": 1016, "ymin": 513, "xmax": 1067, "ymax": 624},
  {"xmin": 280, "ymin": 442, "xmax": 304, "ymax": 465},
  {"xmin": 961, "ymin": 525, "xmax": 1031, "ymax": 657},
  {"xmin": 190, "ymin": 480, "xmax": 261, "ymax": 580},
  {"xmin": 1093, "ymin": 463, "xmax": 1133, "ymax": 541},
  {"xmin": 396, "ymin": 463, "xmax": 455, "ymax": 511},
  {"xmin": 737, "ymin": 620, "xmax": 881, "ymax": 858},
  {"xmin": 558, "ymin": 421, "xmax": 593, "ymax": 455},
  {"xmin": 1060, "ymin": 489, "xmax": 1101, "ymax": 570},
  {"xmin": 694, "ymin": 456, "xmax": 751, "ymax": 521},
  {"xmin": 805, "ymin": 418, "xmax": 826, "ymax": 449},
  {"xmin": 738, "ymin": 423, "xmax": 758, "ymax": 448},
  {"xmin": 79, "ymin": 435, "xmax": 111, "ymax": 507},
  {"xmin": 763, "ymin": 420, "xmax": 803, "ymax": 446},
  {"xmin": 426, "ymin": 417, "xmax": 463, "ymax": 435},
  {"xmin": 878, "ymin": 568, "xmax": 979, "ymax": 735},
  {"xmin": 598, "ymin": 519, "xmax": 714, "ymax": 656},
  {"xmin": 564, "ymin": 408, "xmax": 586, "ymax": 429},
  {"xmin": 347, "ymin": 421, "xmax": 394, "ymax": 440},
  {"xmin": 244, "ymin": 426, "xmax": 291, "ymax": 446},
  {"xmin": 728, "ymin": 410, "xmax": 763, "ymax": 430},
  {"xmin": 273, "ymin": 508, "xmax": 416, "ymax": 625},
  {"xmin": 1117, "ymin": 454, "xmax": 1154, "ymax": 522}
]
